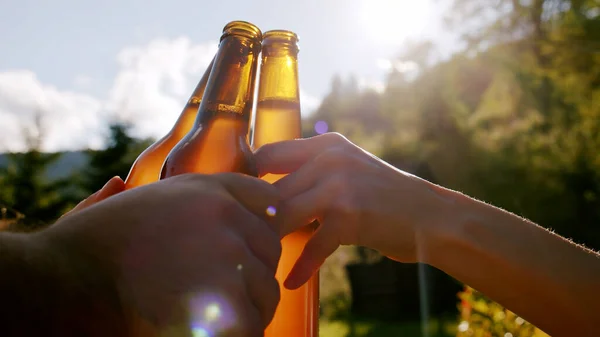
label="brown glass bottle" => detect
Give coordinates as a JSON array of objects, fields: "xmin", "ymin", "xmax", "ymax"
[
  {"xmin": 252, "ymin": 30, "xmax": 319, "ymax": 337},
  {"xmin": 160, "ymin": 21, "xmax": 262, "ymax": 178},
  {"xmin": 123, "ymin": 56, "xmax": 216, "ymax": 189}
]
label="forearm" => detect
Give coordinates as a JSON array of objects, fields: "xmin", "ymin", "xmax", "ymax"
[
  {"xmin": 423, "ymin": 190, "xmax": 600, "ymax": 337},
  {"xmin": 0, "ymin": 232, "xmax": 128, "ymax": 337}
]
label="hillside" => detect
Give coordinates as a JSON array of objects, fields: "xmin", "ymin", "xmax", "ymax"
[{"xmin": 0, "ymin": 151, "xmax": 89, "ymax": 181}]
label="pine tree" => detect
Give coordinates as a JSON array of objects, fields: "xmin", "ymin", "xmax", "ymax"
[
  {"xmin": 80, "ymin": 121, "xmax": 153, "ymax": 194},
  {"xmin": 0, "ymin": 113, "xmax": 76, "ymax": 230}
]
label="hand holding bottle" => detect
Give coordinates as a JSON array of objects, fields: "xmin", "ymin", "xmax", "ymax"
[
  {"xmin": 254, "ymin": 132, "xmax": 450, "ymax": 289},
  {"xmin": 255, "ymin": 132, "xmax": 600, "ymax": 337},
  {"xmin": 27, "ymin": 173, "xmax": 282, "ymax": 337}
]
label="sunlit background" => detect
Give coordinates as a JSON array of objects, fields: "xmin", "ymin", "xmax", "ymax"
[
  {"xmin": 1, "ymin": 0, "xmax": 599, "ymax": 336},
  {"xmin": 0, "ymin": 0, "xmax": 454, "ymax": 152}
]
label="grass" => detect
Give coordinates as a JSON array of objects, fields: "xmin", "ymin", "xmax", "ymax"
[{"xmin": 319, "ymin": 316, "xmax": 458, "ymax": 337}]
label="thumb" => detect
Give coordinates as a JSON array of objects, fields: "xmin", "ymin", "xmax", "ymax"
[
  {"xmin": 62, "ymin": 176, "xmax": 125, "ymax": 218},
  {"xmin": 95, "ymin": 176, "xmax": 125, "ymax": 203}
]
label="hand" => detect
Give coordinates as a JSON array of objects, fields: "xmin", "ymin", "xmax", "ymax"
[
  {"xmin": 40, "ymin": 173, "xmax": 282, "ymax": 337},
  {"xmin": 60, "ymin": 176, "xmax": 125, "ymax": 218},
  {"xmin": 255, "ymin": 133, "xmax": 452, "ymax": 289}
]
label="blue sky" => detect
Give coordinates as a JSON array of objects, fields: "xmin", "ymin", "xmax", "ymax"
[{"xmin": 0, "ymin": 0, "xmax": 458, "ymax": 152}]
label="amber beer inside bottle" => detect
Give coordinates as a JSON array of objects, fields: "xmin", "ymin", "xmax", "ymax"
[
  {"xmin": 252, "ymin": 30, "xmax": 319, "ymax": 337},
  {"xmin": 123, "ymin": 55, "xmax": 215, "ymax": 189},
  {"xmin": 160, "ymin": 21, "xmax": 262, "ymax": 178}
]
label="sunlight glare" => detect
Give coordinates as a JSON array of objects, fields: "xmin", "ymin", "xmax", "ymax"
[
  {"xmin": 359, "ymin": 0, "xmax": 431, "ymax": 45},
  {"xmin": 205, "ymin": 303, "xmax": 221, "ymax": 322},
  {"xmin": 192, "ymin": 327, "xmax": 211, "ymax": 337}
]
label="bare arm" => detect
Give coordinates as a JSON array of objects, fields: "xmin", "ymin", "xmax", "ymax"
[
  {"xmin": 424, "ymin": 190, "xmax": 600, "ymax": 337},
  {"xmin": 254, "ymin": 133, "xmax": 600, "ymax": 337}
]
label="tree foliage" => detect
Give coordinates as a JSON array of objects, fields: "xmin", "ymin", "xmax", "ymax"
[
  {"xmin": 79, "ymin": 121, "xmax": 153, "ymax": 194},
  {"xmin": 307, "ymin": 0, "xmax": 599, "ymax": 333},
  {"xmin": 0, "ymin": 114, "xmax": 76, "ymax": 230}
]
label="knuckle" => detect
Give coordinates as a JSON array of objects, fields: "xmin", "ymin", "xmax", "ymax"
[
  {"xmin": 335, "ymin": 196, "xmax": 356, "ymax": 218},
  {"xmin": 221, "ymin": 232, "xmax": 250, "ymax": 261},
  {"xmin": 321, "ymin": 132, "xmax": 348, "ymax": 145},
  {"xmin": 213, "ymin": 171, "xmax": 237, "ymax": 183},
  {"xmin": 214, "ymin": 196, "xmax": 242, "ymax": 217},
  {"xmin": 172, "ymin": 172, "xmax": 205, "ymax": 184},
  {"xmin": 316, "ymin": 147, "xmax": 351, "ymax": 168},
  {"xmin": 327, "ymin": 173, "xmax": 351, "ymax": 196}
]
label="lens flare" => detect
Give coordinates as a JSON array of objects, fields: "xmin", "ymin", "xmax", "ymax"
[
  {"xmin": 205, "ymin": 303, "xmax": 221, "ymax": 322},
  {"xmin": 314, "ymin": 120, "xmax": 328, "ymax": 134},
  {"xmin": 192, "ymin": 326, "xmax": 211, "ymax": 337},
  {"xmin": 266, "ymin": 205, "xmax": 277, "ymax": 217},
  {"xmin": 189, "ymin": 292, "xmax": 238, "ymax": 336}
]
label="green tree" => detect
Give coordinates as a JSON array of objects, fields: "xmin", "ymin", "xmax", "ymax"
[
  {"xmin": 0, "ymin": 114, "xmax": 76, "ymax": 230},
  {"xmin": 304, "ymin": 1, "xmax": 599, "ymax": 332},
  {"xmin": 439, "ymin": 1, "xmax": 600, "ymax": 336},
  {"xmin": 80, "ymin": 121, "xmax": 153, "ymax": 194},
  {"xmin": 456, "ymin": 287, "xmax": 550, "ymax": 337}
]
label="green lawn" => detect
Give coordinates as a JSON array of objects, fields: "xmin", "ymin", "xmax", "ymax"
[{"xmin": 319, "ymin": 317, "xmax": 458, "ymax": 337}]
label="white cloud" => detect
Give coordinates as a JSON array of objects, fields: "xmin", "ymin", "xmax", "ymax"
[
  {"xmin": 0, "ymin": 37, "xmax": 323, "ymax": 153},
  {"xmin": 0, "ymin": 70, "xmax": 104, "ymax": 152},
  {"xmin": 300, "ymin": 88, "xmax": 321, "ymax": 116},
  {"xmin": 73, "ymin": 74, "xmax": 93, "ymax": 87},
  {"xmin": 0, "ymin": 37, "xmax": 218, "ymax": 152},
  {"xmin": 106, "ymin": 37, "xmax": 218, "ymax": 140}
]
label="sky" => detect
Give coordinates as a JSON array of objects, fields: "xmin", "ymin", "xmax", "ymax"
[{"xmin": 0, "ymin": 0, "xmax": 459, "ymax": 152}]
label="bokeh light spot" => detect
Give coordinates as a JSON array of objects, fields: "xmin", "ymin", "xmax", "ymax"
[
  {"xmin": 314, "ymin": 121, "xmax": 328, "ymax": 134},
  {"xmin": 189, "ymin": 292, "xmax": 237, "ymax": 335},
  {"xmin": 192, "ymin": 326, "xmax": 210, "ymax": 337},
  {"xmin": 266, "ymin": 205, "xmax": 277, "ymax": 217},
  {"xmin": 205, "ymin": 303, "xmax": 221, "ymax": 322}
]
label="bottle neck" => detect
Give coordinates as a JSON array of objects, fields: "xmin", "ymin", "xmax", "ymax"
[
  {"xmin": 186, "ymin": 56, "xmax": 215, "ymax": 107},
  {"xmin": 257, "ymin": 45, "xmax": 300, "ymax": 103},
  {"xmin": 196, "ymin": 35, "xmax": 261, "ymax": 126},
  {"xmin": 170, "ymin": 56, "xmax": 215, "ymax": 136},
  {"xmin": 252, "ymin": 42, "xmax": 302, "ymax": 149}
]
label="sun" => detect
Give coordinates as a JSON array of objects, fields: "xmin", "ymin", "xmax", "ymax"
[{"xmin": 358, "ymin": 0, "xmax": 431, "ymax": 46}]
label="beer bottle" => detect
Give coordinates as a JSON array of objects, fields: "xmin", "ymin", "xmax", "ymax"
[
  {"xmin": 252, "ymin": 30, "xmax": 319, "ymax": 337},
  {"xmin": 160, "ymin": 21, "xmax": 262, "ymax": 178},
  {"xmin": 123, "ymin": 56, "xmax": 216, "ymax": 189}
]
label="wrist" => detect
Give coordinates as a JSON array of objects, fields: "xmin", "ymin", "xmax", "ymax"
[{"xmin": 416, "ymin": 182, "xmax": 474, "ymax": 270}]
